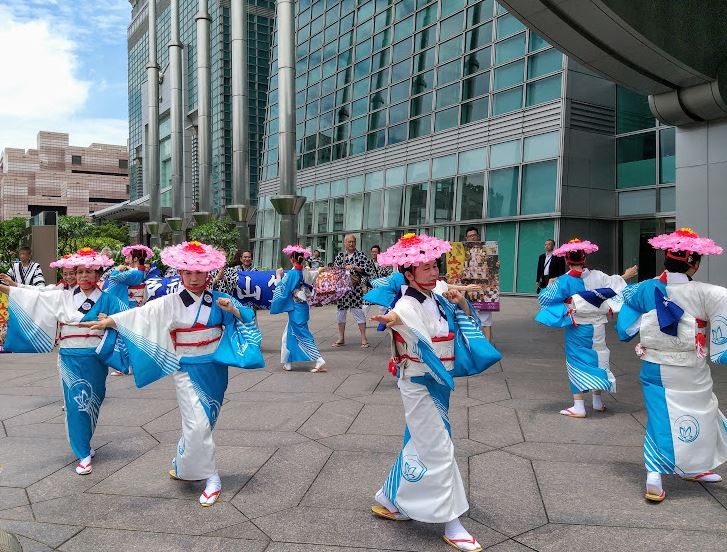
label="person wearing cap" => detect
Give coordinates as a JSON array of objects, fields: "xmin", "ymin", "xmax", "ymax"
[
  {"xmin": 615, "ymin": 227, "xmax": 727, "ymax": 502},
  {"xmin": 82, "ymin": 241, "xmax": 264, "ymax": 507},
  {"xmin": 0, "ymin": 248, "xmax": 129, "ymax": 476},
  {"xmin": 103, "ymin": 244, "xmax": 158, "ymax": 308},
  {"xmin": 366, "ymin": 233, "xmax": 501, "ymax": 552},
  {"xmin": 535, "ymin": 239, "xmax": 638, "ymax": 418},
  {"xmin": 271, "ymin": 245, "xmax": 326, "ymax": 373}
]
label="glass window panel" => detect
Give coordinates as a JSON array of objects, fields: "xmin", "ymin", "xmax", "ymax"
[
  {"xmin": 617, "ymin": 132, "xmax": 657, "ymax": 188},
  {"xmin": 350, "ymin": 135, "xmax": 366, "ymax": 155},
  {"xmin": 332, "ymin": 141, "xmax": 349, "ymax": 160},
  {"xmin": 299, "ymin": 202, "xmax": 313, "ymax": 235},
  {"xmin": 440, "ymin": 12, "xmax": 465, "ymax": 40},
  {"xmin": 432, "ymin": 154, "xmax": 457, "ymax": 179},
  {"xmin": 492, "ymin": 86, "xmax": 523, "ymax": 115},
  {"xmin": 490, "ymin": 139, "xmax": 521, "ymax": 167},
  {"xmin": 346, "ymin": 194, "xmax": 364, "ymax": 229},
  {"xmin": 464, "ymin": 46, "xmax": 491, "ymax": 75},
  {"xmin": 618, "ymin": 189, "xmax": 657, "ymax": 216},
  {"xmin": 374, "ymin": 28, "xmax": 392, "ymax": 50},
  {"xmin": 437, "ymin": 58, "xmax": 462, "ymax": 85},
  {"xmin": 371, "ymin": 68, "xmax": 389, "ymax": 91},
  {"xmin": 387, "ymin": 165, "xmax": 406, "ymax": 186},
  {"xmin": 394, "ymin": 16, "xmax": 415, "ymax": 41},
  {"xmin": 369, "ymin": 108, "xmax": 386, "ymax": 130},
  {"xmin": 494, "ymin": 32, "xmax": 526, "ymax": 64},
  {"xmin": 659, "ymin": 186, "xmax": 675, "ymax": 212},
  {"xmin": 442, "ymin": 0, "xmax": 466, "ymax": 17},
  {"xmin": 367, "ymin": 130, "xmax": 386, "ymax": 150},
  {"xmin": 496, "ymin": 13, "xmax": 525, "ymax": 39},
  {"xmin": 392, "ymin": 58, "xmax": 412, "ymax": 82},
  {"xmin": 523, "ymin": 131, "xmax": 559, "ymax": 161},
  {"xmin": 461, "ymin": 97, "xmax": 489, "ymax": 123},
  {"xmin": 365, "ymin": 171, "xmax": 385, "ymax": 190},
  {"xmin": 493, "ymin": 59, "xmax": 524, "ymax": 90},
  {"xmin": 467, "ymin": 0, "xmax": 494, "ymax": 26},
  {"xmin": 435, "ymin": 106, "xmax": 459, "ymax": 131},
  {"xmin": 331, "ymin": 197, "xmax": 344, "ymax": 231},
  {"xmin": 487, "ymin": 166, "xmax": 519, "ymax": 217},
  {"xmin": 527, "ymin": 48, "xmax": 562, "ymax": 79},
  {"xmin": 459, "ymin": 148, "xmax": 487, "ymax": 172},
  {"xmin": 436, "ymin": 83, "xmax": 460, "ymax": 108},
  {"xmin": 389, "ymin": 101, "xmax": 409, "ymax": 124},
  {"xmin": 407, "ymin": 160, "xmax": 429, "ymax": 182},
  {"xmin": 316, "ymin": 181, "xmax": 330, "ymax": 198},
  {"xmin": 358, "ymin": 1, "xmax": 375, "ymax": 21},
  {"xmin": 465, "ymin": 21, "xmax": 492, "ymax": 51},
  {"xmin": 393, "ymin": 37, "xmax": 413, "ymax": 62},
  {"xmin": 462, "ymin": 72, "xmax": 489, "ymax": 99},
  {"xmin": 521, "ymin": 160, "xmax": 557, "ymax": 215},
  {"xmin": 486, "ymin": 222, "xmax": 515, "ymax": 292},
  {"xmin": 431, "ymin": 178, "xmax": 455, "ymax": 222},
  {"xmin": 660, "ymin": 127, "xmax": 676, "ymax": 184},
  {"xmin": 364, "ymin": 190, "xmax": 384, "ymax": 229},
  {"xmin": 457, "ymin": 172, "xmax": 485, "ymax": 219},
  {"xmin": 439, "ymin": 35, "xmax": 464, "ymax": 62},
  {"xmin": 410, "ymin": 92, "xmax": 433, "ymax": 116},
  {"xmin": 317, "ymin": 146, "xmax": 332, "ymax": 164},
  {"xmin": 348, "ymin": 175, "xmax": 364, "ymax": 194},
  {"xmin": 415, "ymin": 4, "xmax": 437, "ymax": 30},
  {"xmin": 352, "ymin": 96, "xmax": 369, "ymax": 117},
  {"xmin": 354, "ymin": 59, "xmax": 371, "ymax": 80},
  {"xmin": 414, "ymin": 47, "xmax": 436, "ymax": 72},
  {"xmin": 351, "ymin": 116, "xmax": 367, "ymax": 137},
  {"xmin": 331, "ymin": 179, "xmax": 346, "ymax": 196},
  {"xmin": 390, "ymin": 80, "xmax": 410, "ymax": 102},
  {"xmin": 396, "ymin": 0, "xmax": 415, "ymax": 20},
  {"xmin": 370, "ymin": 91, "xmax": 388, "ymax": 111},
  {"xmin": 412, "ymin": 70, "xmax": 434, "ymax": 94},
  {"xmin": 526, "ymin": 75, "xmax": 561, "ymax": 106},
  {"xmin": 409, "ymin": 114, "xmax": 432, "ymax": 138},
  {"xmin": 406, "ymin": 183, "xmax": 429, "ymax": 225},
  {"xmin": 384, "ymin": 186, "xmax": 405, "ymax": 227},
  {"xmin": 617, "ymin": 86, "xmax": 655, "ymax": 133},
  {"xmin": 516, "ymin": 219, "xmax": 555, "ymax": 293},
  {"xmin": 528, "ymin": 32, "xmax": 549, "ymax": 52},
  {"xmin": 415, "ymin": 26, "xmax": 436, "ymax": 52}
]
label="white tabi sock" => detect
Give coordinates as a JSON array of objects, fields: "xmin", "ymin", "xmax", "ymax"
[
  {"xmin": 592, "ymin": 394, "xmax": 604, "ymax": 411},
  {"xmin": 283, "ymin": 363, "xmax": 292, "ymax": 371},
  {"xmin": 314, "ymin": 357, "xmax": 326, "ymax": 370},
  {"xmin": 683, "ymin": 471, "xmax": 723, "ymax": 482},
  {"xmin": 200, "ymin": 472, "xmax": 222, "ymax": 505},
  {"xmin": 646, "ymin": 471, "xmax": 663, "ymax": 496},
  {"xmin": 444, "ymin": 518, "xmax": 480, "ymax": 551},
  {"xmin": 374, "ymin": 489, "xmax": 398, "ymax": 513}
]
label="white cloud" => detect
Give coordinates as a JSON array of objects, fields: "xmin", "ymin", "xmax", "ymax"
[{"xmin": 0, "ymin": 5, "xmax": 128, "ymax": 151}]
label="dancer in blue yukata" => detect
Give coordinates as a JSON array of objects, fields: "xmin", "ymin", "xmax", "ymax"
[
  {"xmin": 616, "ymin": 228, "xmax": 727, "ymax": 502},
  {"xmin": 0, "ymin": 248, "xmax": 128, "ymax": 475},
  {"xmin": 366, "ymin": 233, "xmax": 501, "ymax": 552},
  {"xmin": 535, "ymin": 239, "xmax": 638, "ymax": 417},
  {"xmin": 103, "ymin": 244, "xmax": 157, "ymax": 308},
  {"xmin": 84, "ymin": 240, "xmax": 264, "ymax": 506},
  {"xmin": 271, "ymin": 244, "xmax": 326, "ymax": 373}
]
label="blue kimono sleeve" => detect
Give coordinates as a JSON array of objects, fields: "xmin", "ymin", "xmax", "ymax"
[
  {"xmin": 615, "ymin": 282, "xmax": 649, "ymax": 342},
  {"xmin": 363, "ymin": 272, "xmax": 405, "ymax": 308},
  {"xmin": 534, "ymin": 275, "xmax": 578, "ymax": 328},
  {"xmin": 104, "ymin": 269, "xmax": 145, "ymax": 306},
  {"xmin": 270, "ymin": 270, "xmax": 297, "ymax": 314}
]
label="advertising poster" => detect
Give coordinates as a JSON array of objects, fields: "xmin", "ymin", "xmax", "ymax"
[
  {"xmin": 447, "ymin": 241, "xmax": 500, "ymax": 311},
  {"xmin": 0, "ymin": 293, "xmax": 8, "ymax": 351}
]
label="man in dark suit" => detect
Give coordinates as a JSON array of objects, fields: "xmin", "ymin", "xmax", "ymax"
[{"xmin": 536, "ymin": 239, "xmax": 566, "ymax": 293}]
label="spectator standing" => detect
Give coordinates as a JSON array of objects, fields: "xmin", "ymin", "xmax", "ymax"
[
  {"xmin": 536, "ymin": 239, "xmax": 566, "ymax": 293},
  {"xmin": 370, "ymin": 245, "xmax": 393, "ymax": 279},
  {"xmin": 308, "ymin": 249, "xmax": 323, "ymax": 270},
  {"xmin": 332, "ymin": 234, "xmax": 376, "ymax": 348},
  {"xmin": 464, "ymin": 227, "xmax": 495, "ymax": 341},
  {"xmin": 6, "ymin": 246, "xmax": 45, "ymax": 287}
]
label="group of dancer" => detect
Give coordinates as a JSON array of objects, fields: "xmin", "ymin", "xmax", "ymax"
[{"xmin": 0, "ymin": 226, "xmax": 725, "ymax": 551}]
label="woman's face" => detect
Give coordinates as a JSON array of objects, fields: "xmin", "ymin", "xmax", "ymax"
[
  {"xmin": 61, "ymin": 268, "xmax": 77, "ymax": 286},
  {"xmin": 180, "ymin": 270, "xmax": 208, "ymax": 292},
  {"xmin": 407, "ymin": 261, "xmax": 439, "ymax": 290},
  {"xmin": 75, "ymin": 267, "xmax": 99, "ymax": 290}
]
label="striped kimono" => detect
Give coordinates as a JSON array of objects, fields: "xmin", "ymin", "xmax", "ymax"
[
  {"xmin": 536, "ymin": 269, "xmax": 626, "ymax": 393},
  {"xmin": 376, "ymin": 281, "xmax": 501, "ymax": 523},
  {"xmin": 616, "ymin": 272, "xmax": 727, "ymax": 475},
  {"xmin": 4, "ymin": 286, "xmax": 128, "ymax": 460},
  {"xmin": 105, "ymin": 288, "xmax": 263, "ymax": 480},
  {"xmin": 103, "ymin": 265, "xmax": 162, "ymax": 307},
  {"xmin": 270, "ymin": 266, "xmax": 322, "ymax": 364}
]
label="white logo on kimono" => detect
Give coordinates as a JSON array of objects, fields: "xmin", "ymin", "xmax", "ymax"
[
  {"xmin": 401, "ymin": 454, "xmax": 427, "ymax": 482},
  {"xmin": 712, "ymin": 317, "xmax": 727, "ymax": 345},
  {"xmin": 178, "ymin": 437, "xmax": 186, "ymax": 456},
  {"xmin": 69, "ymin": 380, "xmax": 94, "ymax": 412},
  {"xmin": 675, "ymin": 415, "xmax": 700, "ymax": 443}
]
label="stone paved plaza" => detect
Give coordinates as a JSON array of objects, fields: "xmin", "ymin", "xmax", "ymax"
[{"xmin": 0, "ymin": 297, "xmax": 726, "ymax": 551}]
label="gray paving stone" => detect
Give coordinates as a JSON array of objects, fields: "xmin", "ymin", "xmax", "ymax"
[
  {"xmin": 58, "ymin": 528, "xmax": 269, "ymax": 551},
  {"xmin": 334, "ymin": 372, "xmax": 384, "ymax": 397},
  {"xmin": 13, "ymin": 535, "xmax": 53, "ymax": 552},
  {"xmin": 317, "ymin": 433, "xmax": 405, "ymax": 454},
  {"xmin": 468, "ymin": 450, "xmax": 547, "ymax": 537},
  {"xmin": 0, "ymin": 395, "xmax": 59, "ymax": 421},
  {"xmin": 517, "ymin": 523, "xmax": 727, "ymax": 552},
  {"xmin": 153, "ymin": 428, "xmax": 311, "ymax": 448},
  {"xmin": 468, "ymin": 404, "xmax": 524, "ymax": 447},
  {"xmin": 204, "ymin": 520, "xmax": 271, "ymax": 541},
  {"xmin": 297, "ymin": 399, "xmax": 364, "ymax": 439},
  {"xmin": 0, "ymin": 520, "xmax": 82, "ymax": 549},
  {"xmin": 505, "ymin": 376, "xmax": 574, "ymax": 400},
  {"xmin": 95, "ymin": 397, "xmax": 179, "ymax": 427},
  {"xmin": 263, "ymin": 544, "xmax": 421, "ymax": 552},
  {"xmin": 248, "ymin": 372, "xmax": 348, "ymax": 393},
  {"xmin": 467, "ymin": 372, "xmax": 512, "ymax": 403},
  {"xmin": 87, "ymin": 443, "xmax": 274, "ymax": 503},
  {"xmin": 485, "ymin": 540, "xmax": 536, "ymax": 552},
  {"xmin": 0, "ymin": 437, "xmax": 76, "ymax": 487},
  {"xmin": 216, "ymin": 400, "xmax": 322, "ymax": 432},
  {"xmin": 0, "ymin": 488, "xmax": 28, "ymax": 512},
  {"xmin": 0, "ymin": 506, "xmax": 33, "ymax": 521},
  {"xmin": 32, "ymin": 494, "xmax": 246, "ymax": 535},
  {"xmin": 3, "ymin": 401, "xmax": 65, "ymax": 428},
  {"xmin": 533, "ymin": 460, "xmax": 727, "ymax": 532},
  {"xmin": 223, "ymin": 370, "xmax": 272, "ymax": 394},
  {"xmin": 503, "ymin": 441, "xmax": 644, "ymax": 465},
  {"xmin": 232, "ymin": 441, "xmax": 331, "ymax": 519},
  {"xmin": 254, "ymin": 507, "xmax": 505, "ymax": 551}
]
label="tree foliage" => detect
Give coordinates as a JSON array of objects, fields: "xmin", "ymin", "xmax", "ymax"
[
  {"xmin": 187, "ymin": 217, "xmax": 238, "ymax": 258},
  {"xmin": 0, "ymin": 218, "xmax": 27, "ymax": 271},
  {"xmin": 91, "ymin": 222, "xmax": 129, "ymax": 245},
  {"xmin": 58, "ymin": 216, "xmax": 130, "ymax": 254}
]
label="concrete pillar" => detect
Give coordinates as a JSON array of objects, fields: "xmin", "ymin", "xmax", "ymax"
[
  {"xmin": 195, "ymin": 0, "xmax": 212, "ymax": 220},
  {"xmin": 168, "ymin": 0, "xmax": 186, "ymax": 244},
  {"xmin": 146, "ymin": 0, "xmax": 161, "ymax": 247}
]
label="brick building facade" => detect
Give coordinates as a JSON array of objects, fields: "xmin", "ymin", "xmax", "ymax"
[{"xmin": 0, "ymin": 132, "xmax": 129, "ymax": 220}]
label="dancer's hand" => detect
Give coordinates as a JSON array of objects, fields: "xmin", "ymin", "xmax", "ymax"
[
  {"xmin": 79, "ymin": 317, "xmax": 116, "ymax": 331},
  {"xmin": 623, "ymin": 265, "xmax": 638, "ymax": 280},
  {"xmin": 97, "ymin": 313, "xmax": 108, "ymax": 320},
  {"xmin": 371, "ymin": 311, "xmax": 402, "ymax": 328},
  {"xmin": 217, "ymin": 297, "xmax": 241, "ymax": 319},
  {"xmin": 0, "ymin": 274, "xmax": 16, "ymax": 286}
]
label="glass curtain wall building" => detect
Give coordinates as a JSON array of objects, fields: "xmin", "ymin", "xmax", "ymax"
[
  {"xmin": 127, "ymin": 0, "xmax": 275, "ymax": 212},
  {"xmin": 254, "ymin": 0, "xmax": 672, "ymax": 292}
]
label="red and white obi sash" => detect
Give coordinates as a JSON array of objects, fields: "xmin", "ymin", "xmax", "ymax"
[
  {"xmin": 390, "ymin": 331, "xmax": 455, "ymax": 378},
  {"xmin": 170, "ymin": 323, "xmax": 223, "ymax": 357},
  {"xmin": 58, "ymin": 323, "xmax": 104, "ymax": 349},
  {"xmin": 128, "ymin": 284, "xmax": 145, "ymax": 306}
]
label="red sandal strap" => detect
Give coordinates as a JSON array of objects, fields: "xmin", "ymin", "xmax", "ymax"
[
  {"xmin": 448, "ymin": 537, "xmax": 477, "ymax": 544},
  {"xmin": 202, "ymin": 490, "xmax": 220, "ymax": 499}
]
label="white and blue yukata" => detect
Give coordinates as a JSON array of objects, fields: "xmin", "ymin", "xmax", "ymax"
[
  {"xmin": 103, "ymin": 265, "xmax": 162, "ymax": 307},
  {"xmin": 616, "ymin": 271, "xmax": 727, "ymax": 475},
  {"xmin": 4, "ymin": 286, "xmax": 128, "ymax": 460},
  {"xmin": 270, "ymin": 266, "xmax": 322, "ymax": 365},
  {"xmin": 536, "ymin": 269, "xmax": 627, "ymax": 394},
  {"xmin": 104, "ymin": 287, "xmax": 263, "ymax": 481},
  {"xmin": 367, "ymin": 279, "xmax": 501, "ymax": 522}
]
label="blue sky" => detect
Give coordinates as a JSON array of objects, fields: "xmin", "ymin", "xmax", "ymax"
[{"xmin": 0, "ymin": 1, "xmax": 130, "ymax": 151}]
